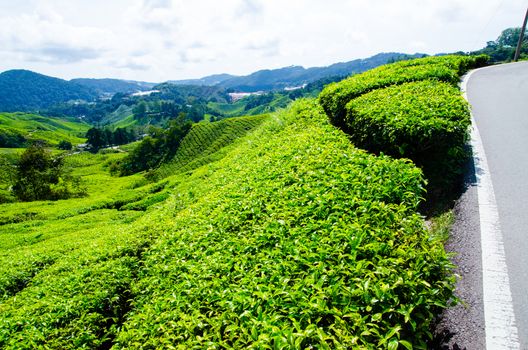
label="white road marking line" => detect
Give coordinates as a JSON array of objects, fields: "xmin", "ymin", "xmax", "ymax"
[{"xmin": 461, "ymin": 70, "xmax": 520, "ymax": 350}]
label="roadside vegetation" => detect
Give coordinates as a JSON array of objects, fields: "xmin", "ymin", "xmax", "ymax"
[
  {"xmin": 471, "ymin": 27, "xmax": 528, "ymax": 63},
  {"xmin": 0, "ymin": 54, "xmax": 490, "ymax": 348},
  {"xmin": 320, "ymin": 54, "xmax": 488, "ymax": 200}
]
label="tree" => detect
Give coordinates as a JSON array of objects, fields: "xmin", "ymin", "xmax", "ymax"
[
  {"xmin": 472, "ymin": 27, "xmax": 528, "ymax": 63},
  {"xmin": 86, "ymin": 127, "xmax": 105, "ymax": 150},
  {"xmin": 57, "ymin": 140, "xmax": 73, "ymax": 150},
  {"xmin": 496, "ymin": 27, "xmax": 525, "ymax": 47},
  {"xmin": 116, "ymin": 114, "xmax": 192, "ymax": 175},
  {"xmin": 104, "ymin": 128, "xmax": 114, "ymax": 146},
  {"xmin": 113, "ymin": 128, "xmax": 133, "ymax": 145},
  {"xmin": 13, "ymin": 144, "xmax": 61, "ymax": 201},
  {"xmin": 163, "ymin": 116, "xmax": 192, "ymax": 160},
  {"xmin": 12, "ymin": 143, "xmax": 86, "ymax": 201},
  {"xmin": 118, "ymin": 136, "xmax": 163, "ymax": 175},
  {"xmin": 133, "ymin": 101, "xmax": 147, "ymax": 120}
]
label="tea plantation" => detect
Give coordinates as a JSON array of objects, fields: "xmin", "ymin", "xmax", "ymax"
[
  {"xmin": 0, "ymin": 55, "xmax": 483, "ymax": 348},
  {"xmin": 0, "ymin": 112, "xmax": 89, "ymax": 148}
]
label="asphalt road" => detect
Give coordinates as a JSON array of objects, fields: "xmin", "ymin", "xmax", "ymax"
[{"xmin": 465, "ymin": 61, "xmax": 528, "ymax": 349}]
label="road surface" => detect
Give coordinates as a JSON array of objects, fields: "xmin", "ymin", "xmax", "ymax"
[
  {"xmin": 468, "ymin": 61, "xmax": 528, "ymax": 349},
  {"xmin": 440, "ymin": 61, "xmax": 528, "ymax": 349}
]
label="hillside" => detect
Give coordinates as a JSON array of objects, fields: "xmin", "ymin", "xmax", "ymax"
[
  {"xmin": 0, "ymin": 98, "xmax": 453, "ymax": 349},
  {"xmin": 152, "ymin": 114, "xmax": 270, "ymax": 179},
  {"xmin": 70, "ymin": 78, "xmax": 156, "ymax": 96},
  {"xmin": 0, "ymin": 112, "xmax": 90, "ymax": 147},
  {"xmin": 0, "ymin": 55, "xmax": 487, "ymax": 348},
  {"xmin": 0, "ymin": 70, "xmax": 98, "ymax": 112}
]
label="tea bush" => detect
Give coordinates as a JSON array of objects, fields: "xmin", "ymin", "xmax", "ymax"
[
  {"xmin": 319, "ymin": 55, "xmax": 487, "ymax": 127},
  {"xmin": 0, "ymin": 100, "xmax": 456, "ymax": 348},
  {"xmin": 344, "ymin": 80, "xmax": 471, "ymax": 192},
  {"xmin": 152, "ymin": 114, "xmax": 269, "ymax": 179},
  {"xmin": 113, "ymin": 100, "xmax": 453, "ymax": 349}
]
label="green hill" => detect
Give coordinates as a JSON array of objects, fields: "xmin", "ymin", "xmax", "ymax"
[
  {"xmin": 0, "ymin": 55, "xmax": 480, "ymax": 348},
  {"xmin": 0, "ymin": 112, "xmax": 90, "ymax": 147},
  {"xmin": 70, "ymin": 78, "xmax": 155, "ymax": 95},
  {"xmin": 0, "ymin": 70, "xmax": 97, "ymax": 112},
  {"xmin": 0, "ymin": 101, "xmax": 453, "ymax": 349},
  {"xmin": 152, "ymin": 114, "xmax": 270, "ymax": 179}
]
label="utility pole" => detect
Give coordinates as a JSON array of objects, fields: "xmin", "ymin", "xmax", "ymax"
[{"xmin": 514, "ymin": 7, "xmax": 528, "ymax": 61}]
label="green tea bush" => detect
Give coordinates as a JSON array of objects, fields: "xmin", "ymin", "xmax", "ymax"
[
  {"xmin": 152, "ymin": 114, "xmax": 269, "ymax": 179},
  {"xmin": 113, "ymin": 100, "xmax": 454, "ymax": 349},
  {"xmin": 0, "ymin": 100, "xmax": 456, "ymax": 348},
  {"xmin": 344, "ymin": 80, "xmax": 471, "ymax": 193},
  {"xmin": 319, "ymin": 55, "xmax": 488, "ymax": 127},
  {"xmin": 0, "ymin": 228, "xmax": 150, "ymax": 349}
]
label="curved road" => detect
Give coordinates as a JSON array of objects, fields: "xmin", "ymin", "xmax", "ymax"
[{"xmin": 464, "ymin": 61, "xmax": 528, "ymax": 349}]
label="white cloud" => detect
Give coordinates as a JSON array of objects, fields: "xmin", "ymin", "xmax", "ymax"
[
  {"xmin": 126, "ymin": 0, "xmax": 181, "ymax": 32},
  {"xmin": 236, "ymin": 0, "xmax": 263, "ymax": 17},
  {"xmin": 0, "ymin": 0, "xmax": 526, "ymax": 81},
  {"xmin": 0, "ymin": 8, "xmax": 112, "ymax": 64}
]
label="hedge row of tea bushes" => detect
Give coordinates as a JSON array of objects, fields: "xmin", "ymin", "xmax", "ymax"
[
  {"xmin": 110, "ymin": 100, "xmax": 454, "ymax": 349},
  {"xmin": 319, "ymin": 54, "xmax": 488, "ymax": 195},
  {"xmin": 0, "ymin": 101, "xmax": 456, "ymax": 348},
  {"xmin": 0, "ymin": 209, "xmax": 153, "ymax": 349},
  {"xmin": 152, "ymin": 114, "xmax": 269, "ymax": 180},
  {"xmin": 0, "ymin": 150, "xmax": 181, "ymax": 348},
  {"xmin": 344, "ymin": 80, "xmax": 471, "ymax": 192},
  {"xmin": 319, "ymin": 55, "xmax": 487, "ymax": 125}
]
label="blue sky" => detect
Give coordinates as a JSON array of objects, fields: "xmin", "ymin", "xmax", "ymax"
[{"xmin": 0, "ymin": 0, "xmax": 526, "ymax": 82}]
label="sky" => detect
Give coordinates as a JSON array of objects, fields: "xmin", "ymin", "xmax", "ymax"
[{"xmin": 0, "ymin": 0, "xmax": 526, "ymax": 82}]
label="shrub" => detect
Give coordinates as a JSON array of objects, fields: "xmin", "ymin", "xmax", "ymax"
[
  {"xmin": 113, "ymin": 100, "xmax": 454, "ymax": 349},
  {"xmin": 152, "ymin": 114, "xmax": 269, "ymax": 179},
  {"xmin": 0, "ymin": 100, "xmax": 457, "ymax": 349},
  {"xmin": 319, "ymin": 55, "xmax": 488, "ymax": 127},
  {"xmin": 344, "ymin": 80, "xmax": 471, "ymax": 193}
]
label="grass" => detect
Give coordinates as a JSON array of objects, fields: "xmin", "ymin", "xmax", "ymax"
[{"xmin": 428, "ymin": 211, "xmax": 455, "ymax": 242}]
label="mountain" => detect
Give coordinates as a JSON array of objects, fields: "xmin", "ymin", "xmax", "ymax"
[
  {"xmin": 168, "ymin": 73, "xmax": 237, "ymax": 86},
  {"xmin": 169, "ymin": 52, "xmax": 426, "ymax": 92},
  {"xmin": 0, "ymin": 70, "xmax": 98, "ymax": 112},
  {"xmin": 0, "ymin": 52, "xmax": 425, "ymax": 114},
  {"xmin": 70, "ymin": 78, "xmax": 156, "ymax": 96}
]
